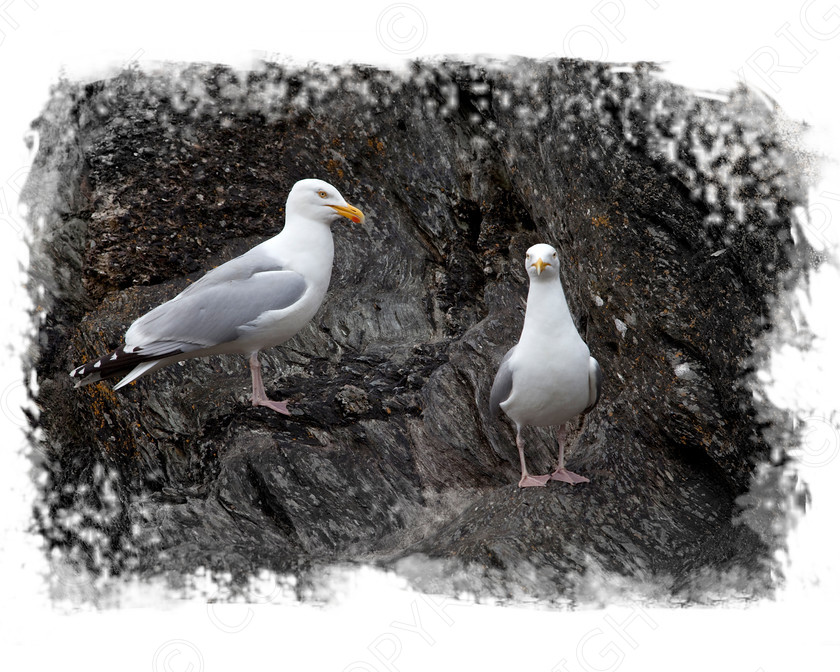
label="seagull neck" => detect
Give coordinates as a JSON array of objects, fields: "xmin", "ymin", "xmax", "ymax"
[
  {"xmin": 272, "ymin": 220, "xmax": 335, "ymax": 264},
  {"xmin": 523, "ymin": 276, "xmax": 576, "ymax": 332}
]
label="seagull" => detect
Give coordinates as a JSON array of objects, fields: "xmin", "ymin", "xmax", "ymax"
[
  {"xmin": 490, "ymin": 243, "xmax": 603, "ymax": 487},
  {"xmin": 69, "ymin": 178, "xmax": 365, "ymax": 415}
]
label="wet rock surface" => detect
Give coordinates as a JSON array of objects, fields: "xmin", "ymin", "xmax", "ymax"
[{"xmin": 25, "ymin": 59, "xmax": 810, "ymax": 602}]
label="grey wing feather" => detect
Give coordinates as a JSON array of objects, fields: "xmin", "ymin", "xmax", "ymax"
[
  {"xmin": 176, "ymin": 246, "xmax": 285, "ymax": 299},
  {"xmin": 584, "ymin": 356, "xmax": 603, "ymax": 412},
  {"xmin": 126, "ymin": 268, "xmax": 307, "ymax": 349},
  {"xmin": 489, "ymin": 346, "xmax": 517, "ymax": 418}
]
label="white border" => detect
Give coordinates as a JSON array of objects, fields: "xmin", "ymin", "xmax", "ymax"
[{"xmin": 2, "ymin": 1, "xmax": 838, "ymax": 670}]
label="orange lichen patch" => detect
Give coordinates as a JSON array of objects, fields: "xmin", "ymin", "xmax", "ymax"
[
  {"xmin": 366, "ymin": 137, "xmax": 385, "ymax": 153},
  {"xmin": 325, "ymin": 158, "xmax": 345, "ymax": 179},
  {"xmin": 80, "ymin": 380, "xmax": 142, "ymax": 459},
  {"xmin": 591, "ymin": 214, "xmax": 611, "ymax": 228},
  {"xmin": 82, "ymin": 383, "xmax": 121, "ymax": 442}
]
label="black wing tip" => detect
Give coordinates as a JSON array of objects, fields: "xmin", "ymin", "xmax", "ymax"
[
  {"xmin": 70, "ymin": 343, "xmax": 186, "ymax": 388},
  {"xmin": 69, "ymin": 370, "xmax": 101, "ymax": 388},
  {"xmin": 69, "ymin": 356, "xmax": 120, "ymax": 387},
  {"xmin": 69, "ymin": 346, "xmax": 142, "ymax": 387}
]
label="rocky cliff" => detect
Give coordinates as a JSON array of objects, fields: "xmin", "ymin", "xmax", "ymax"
[{"xmin": 25, "ymin": 58, "xmax": 812, "ymax": 603}]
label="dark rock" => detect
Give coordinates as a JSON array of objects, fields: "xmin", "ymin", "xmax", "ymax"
[{"xmin": 24, "ymin": 58, "xmax": 812, "ymax": 603}]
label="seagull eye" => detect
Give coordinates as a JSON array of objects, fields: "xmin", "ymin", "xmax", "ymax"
[{"xmin": 317, "ymin": 190, "xmax": 328, "ymax": 199}]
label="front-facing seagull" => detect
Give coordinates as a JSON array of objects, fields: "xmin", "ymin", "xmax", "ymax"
[
  {"xmin": 490, "ymin": 243, "xmax": 603, "ymax": 487},
  {"xmin": 70, "ymin": 178, "xmax": 365, "ymax": 415}
]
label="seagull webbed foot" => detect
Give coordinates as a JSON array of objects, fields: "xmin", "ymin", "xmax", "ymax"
[
  {"xmin": 252, "ymin": 396, "xmax": 292, "ymax": 415},
  {"xmin": 518, "ymin": 473, "xmax": 551, "ymax": 488},
  {"xmin": 550, "ymin": 468, "xmax": 589, "ymax": 484}
]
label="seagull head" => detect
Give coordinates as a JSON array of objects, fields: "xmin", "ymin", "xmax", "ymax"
[
  {"xmin": 286, "ymin": 178, "xmax": 366, "ymax": 226},
  {"xmin": 525, "ymin": 243, "xmax": 559, "ymax": 280}
]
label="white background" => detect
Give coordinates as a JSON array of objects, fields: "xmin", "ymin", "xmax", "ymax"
[{"xmin": 1, "ymin": 1, "xmax": 839, "ymax": 670}]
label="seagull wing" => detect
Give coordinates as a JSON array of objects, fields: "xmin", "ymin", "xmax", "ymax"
[
  {"xmin": 584, "ymin": 356, "xmax": 603, "ymax": 413},
  {"xmin": 489, "ymin": 345, "xmax": 517, "ymax": 418},
  {"xmin": 125, "ymin": 268, "xmax": 307, "ymax": 351}
]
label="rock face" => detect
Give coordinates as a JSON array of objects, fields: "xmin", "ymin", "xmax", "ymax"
[{"xmin": 26, "ymin": 59, "xmax": 811, "ymax": 602}]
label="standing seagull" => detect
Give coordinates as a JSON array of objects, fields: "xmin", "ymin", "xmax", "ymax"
[
  {"xmin": 490, "ymin": 243, "xmax": 603, "ymax": 487},
  {"xmin": 70, "ymin": 178, "xmax": 365, "ymax": 415}
]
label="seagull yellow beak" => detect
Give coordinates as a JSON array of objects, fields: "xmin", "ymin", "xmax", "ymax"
[
  {"xmin": 531, "ymin": 258, "xmax": 550, "ymax": 275},
  {"xmin": 328, "ymin": 203, "xmax": 366, "ymax": 224}
]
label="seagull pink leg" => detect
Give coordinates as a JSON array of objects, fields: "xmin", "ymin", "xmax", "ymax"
[
  {"xmin": 550, "ymin": 425, "xmax": 589, "ymax": 484},
  {"xmin": 249, "ymin": 352, "xmax": 292, "ymax": 415},
  {"xmin": 516, "ymin": 426, "xmax": 550, "ymax": 488}
]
